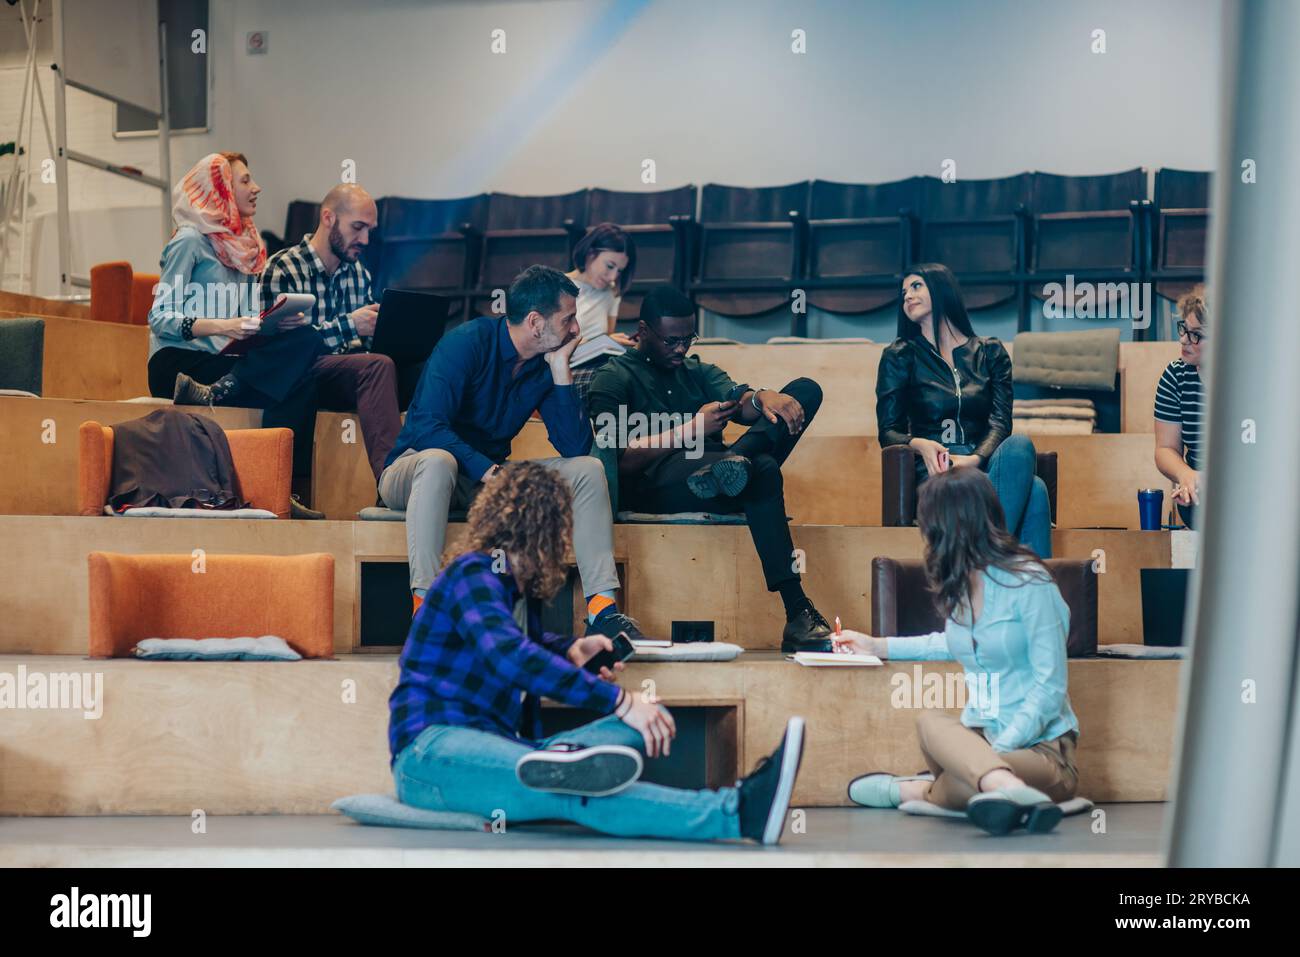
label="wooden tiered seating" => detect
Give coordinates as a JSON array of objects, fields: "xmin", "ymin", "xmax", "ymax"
[
  {"xmin": 0, "ymin": 653, "xmax": 1177, "ymax": 814},
  {"xmin": 0, "ymin": 516, "xmax": 1175, "ymax": 654},
  {"xmin": 0, "ymin": 288, "xmax": 1194, "ymax": 827}
]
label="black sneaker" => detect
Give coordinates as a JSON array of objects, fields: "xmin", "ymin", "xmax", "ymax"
[
  {"xmin": 586, "ymin": 608, "xmax": 651, "ymax": 643},
  {"xmin": 738, "ymin": 716, "xmax": 806, "ymax": 845},
  {"xmin": 172, "ymin": 372, "xmax": 215, "ymax": 407},
  {"xmin": 687, "ymin": 454, "xmax": 753, "ymax": 500},
  {"xmin": 173, "ymin": 372, "xmax": 239, "ymax": 408},
  {"xmin": 781, "ymin": 605, "xmax": 834, "ymax": 653},
  {"xmin": 516, "ymin": 744, "xmax": 644, "ymax": 797}
]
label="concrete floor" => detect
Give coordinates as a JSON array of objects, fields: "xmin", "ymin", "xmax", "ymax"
[{"xmin": 0, "ymin": 804, "xmax": 1166, "ymax": 867}]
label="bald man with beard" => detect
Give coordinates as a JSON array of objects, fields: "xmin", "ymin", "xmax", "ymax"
[{"xmin": 262, "ymin": 184, "xmax": 402, "ymax": 492}]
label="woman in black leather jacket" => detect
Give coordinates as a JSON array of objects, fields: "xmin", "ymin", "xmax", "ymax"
[{"xmin": 875, "ymin": 263, "xmax": 1051, "ymax": 557}]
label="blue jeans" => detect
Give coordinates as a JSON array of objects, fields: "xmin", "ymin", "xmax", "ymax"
[
  {"xmin": 919, "ymin": 434, "xmax": 1052, "ymax": 558},
  {"xmin": 986, "ymin": 434, "xmax": 1052, "ymax": 558},
  {"xmin": 393, "ymin": 715, "xmax": 742, "ymax": 842}
]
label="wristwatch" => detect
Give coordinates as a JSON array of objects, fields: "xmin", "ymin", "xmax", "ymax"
[{"xmin": 751, "ymin": 389, "xmax": 767, "ymax": 412}]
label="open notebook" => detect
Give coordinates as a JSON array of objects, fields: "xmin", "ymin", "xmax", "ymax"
[
  {"xmin": 792, "ymin": 652, "xmax": 883, "ymax": 667},
  {"xmin": 571, "ymin": 334, "xmax": 626, "ymax": 367}
]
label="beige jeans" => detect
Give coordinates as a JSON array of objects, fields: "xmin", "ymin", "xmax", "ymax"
[
  {"xmin": 378, "ymin": 449, "xmax": 619, "ymax": 596},
  {"xmin": 916, "ymin": 711, "xmax": 1079, "ymax": 810}
]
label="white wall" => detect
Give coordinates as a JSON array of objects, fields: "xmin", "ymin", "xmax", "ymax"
[{"xmin": 1, "ymin": 0, "xmax": 1223, "ymax": 289}]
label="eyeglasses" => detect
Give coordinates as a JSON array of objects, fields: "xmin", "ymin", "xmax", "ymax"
[
  {"xmin": 646, "ymin": 327, "xmax": 698, "ymax": 350},
  {"xmin": 1176, "ymin": 320, "xmax": 1206, "ymax": 345}
]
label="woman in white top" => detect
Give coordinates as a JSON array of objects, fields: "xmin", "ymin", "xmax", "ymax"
[{"xmin": 567, "ymin": 223, "xmax": 638, "ymax": 348}]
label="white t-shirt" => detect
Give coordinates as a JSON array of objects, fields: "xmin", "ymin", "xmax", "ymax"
[{"xmin": 573, "ymin": 279, "xmax": 621, "ymax": 341}]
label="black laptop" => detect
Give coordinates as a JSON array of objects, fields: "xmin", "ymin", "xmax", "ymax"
[
  {"xmin": 371, "ymin": 290, "xmax": 453, "ymax": 364},
  {"xmin": 1140, "ymin": 568, "xmax": 1190, "ymax": 647}
]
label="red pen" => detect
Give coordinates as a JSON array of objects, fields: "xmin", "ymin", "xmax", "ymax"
[{"xmin": 834, "ymin": 616, "xmax": 842, "ymax": 636}]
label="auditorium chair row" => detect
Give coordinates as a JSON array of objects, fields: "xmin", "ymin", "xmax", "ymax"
[{"xmin": 271, "ymin": 169, "xmax": 1208, "ymax": 333}]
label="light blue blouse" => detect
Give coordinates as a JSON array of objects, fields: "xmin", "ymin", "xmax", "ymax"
[
  {"xmin": 146, "ymin": 225, "xmax": 255, "ymax": 358},
  {"xmin": 887, "ymin": 562, "xmax": 1079, "ymax": 752}
]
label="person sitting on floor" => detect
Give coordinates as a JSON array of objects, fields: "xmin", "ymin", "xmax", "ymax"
[
  {"xmin": 875, "ymin": 263, "xmax": 1052, "ymax": 557},
  {"xmin": 260, "ymin": 184, "xmax": 403, "ymax": 488},
  {"xmin": 586, "ymin": 284, "xmax": 831, "ymax": 652},
  {"xmin": 378, "ymin": 264, "xmax": 651, "ymax": 643},
  {"xmin": 388, "ymin": 460, "xmax": 806, "ymax": 844},
  {"xmin": 834, "ymin": 466, "xmax": 1079, "ymax": 836},
  {"xmin": 1154, "ymin": 285, "xmax": 1208, "ymax": 529},
  {"xmin": 147, "ymin": 151, "xmax": 324, "ymax": 518}
]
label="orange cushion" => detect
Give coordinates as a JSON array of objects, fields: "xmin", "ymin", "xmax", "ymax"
[
  {"xmin": 89, "ymin": 262, "xmax": 134, "ymax": 325},
  {"xmin": 88, "ymin": 552, "xmax": 335, "ymax": 658},
  {"xmin": 130, "ymin": 272, "xmax": 160, "ymax": 326},
  {"xmin": 78, "ymin": 420, "xmax": 293, "ymax": 518}
]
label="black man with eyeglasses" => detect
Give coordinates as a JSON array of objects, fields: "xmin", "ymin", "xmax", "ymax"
[{"xmin": 586, "ymin": 285, "xmax": 831, "ymax": 651}]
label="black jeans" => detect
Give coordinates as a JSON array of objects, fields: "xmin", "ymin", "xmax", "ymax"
[
  {"xmin": 622, "ymin": 377, "xmax": 823, "ymax": 592},
  {"xmin": 147, "ymin": 326, "xmax": 325, "ymax": 478}
]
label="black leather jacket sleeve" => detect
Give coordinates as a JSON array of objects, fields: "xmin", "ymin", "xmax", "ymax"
[
  {"xmin": 875, "ymin": 342, "xmax": 915, "ymax": 448},
  {"xmin": 973, "ymin": 341, "xmax": 1013, "ymax": 465}
]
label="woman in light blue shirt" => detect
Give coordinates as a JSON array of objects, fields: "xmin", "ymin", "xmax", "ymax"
[{"xmin": 835, "ymin": 466, "xmax": 1079, "ymax": 835}]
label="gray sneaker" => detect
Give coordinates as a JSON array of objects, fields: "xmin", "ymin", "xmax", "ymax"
[{"xmin": 515, "ymin": 744, "xmax": 644, "ymax": 797}]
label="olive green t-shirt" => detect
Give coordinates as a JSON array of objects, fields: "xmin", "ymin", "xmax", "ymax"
[{"xmin": 586, "ymin": 349, "xmax": 749, "ymax": 480}]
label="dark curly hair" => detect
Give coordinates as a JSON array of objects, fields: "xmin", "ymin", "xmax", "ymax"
[
  {"xmin": 916, "ymin": 466, "xmax": 1050, "ymax": 624},
  {"xmin": 449, "ymin": 462, "xmax": 573, "ymax": 600}
]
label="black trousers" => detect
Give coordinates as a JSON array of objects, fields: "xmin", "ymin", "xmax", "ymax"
[
  {"xmin": 147, "ymin": 326, "xmax": 325, "ymax": 478},
  {"xmin": 622, "ymin": 377, "xmax": 823, "ymax": 592}
]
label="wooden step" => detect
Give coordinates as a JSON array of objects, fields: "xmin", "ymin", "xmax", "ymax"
[
  {"xmin": 692, "ymin": 340, "xmax": 1179, "ymax": 436},
  {"xmin": 0, "ymin": 652, "xmax": 1179, "ymax": 814},
  {"xmin": 0, "ymin": 515, "xmax": 1177, "ymax": 655},
  {"xmin": 3, "ymin": 392, "xmax": 1175, "ymax": 529},
  {"xmin": 0, "ymin": 311, "xmax": 148, "ymax": 401}
]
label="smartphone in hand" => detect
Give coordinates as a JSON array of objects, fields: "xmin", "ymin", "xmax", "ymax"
[{"xmin": 583, "ymin": 631, "xmax": 637, "ymax": 674}]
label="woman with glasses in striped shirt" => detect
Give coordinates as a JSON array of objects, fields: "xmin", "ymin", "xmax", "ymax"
[{"xmin": 1154, "ymin": 286, "xmax": 1208, "ymax": 529}]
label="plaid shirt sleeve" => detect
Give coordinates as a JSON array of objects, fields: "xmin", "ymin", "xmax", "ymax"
[
  {"xmin": 259, "ymin": 251, "xmax": 299, "ymax": 314},
  {"xmin": 536, "ymin": 630, "xmax": 577, "ymax": 656},
  {"xmin": 317, "ymin": 292, "xmax": 360, "ymax": 355},
  {"xmin": 451, "ymin": 566, "xmax": 620, "ymax": 713},
  {"xmin": 317, "ymin": 264, "xmax": 374, "ymax": 354}
]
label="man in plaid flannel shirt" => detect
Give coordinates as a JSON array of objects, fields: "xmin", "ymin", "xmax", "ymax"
[
  {"xmin": 261, "ymin": 184, "xmax": 401, "ymax": 485},
  {"xmin": 387, "ymin": 464, "xmax": 807, "ymax": 845}
]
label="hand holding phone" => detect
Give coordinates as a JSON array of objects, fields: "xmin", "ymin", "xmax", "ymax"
[{"xmin": 582, "ymin": 631, "xmax": 636, "ymax": 675}]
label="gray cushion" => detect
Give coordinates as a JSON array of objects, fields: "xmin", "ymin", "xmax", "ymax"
[
  {"xmin": 616, "ymin": 511, "xmax": 747, "ymax": 525},
  {"xmin": 133, "ymin": 636, "xmax": 302, "ymax": 660},
  {"xmin": 332, "ymin": 794, "xmax": 489, "ymax": 831},
  {"xmin": 1012, "ymin": 328, "xmax": 1120, "ymax": 391},
  {"xmin": 359, "ymin": 506, "xmax": 406, "ymax": 521},
  {"xmin": 629, "ymin": 641, "xmax": 744, "ymax": 662},
  {"xmin": 106, "ymin": 505, "xmax": 278, "ymax": 519}
]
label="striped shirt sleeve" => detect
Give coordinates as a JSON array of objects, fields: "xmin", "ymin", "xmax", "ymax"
[{"xmin": 1154, "ymin": 362, "xmax": 1182, "ymax": 424}]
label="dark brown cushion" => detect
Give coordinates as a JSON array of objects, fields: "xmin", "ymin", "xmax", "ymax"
[{"xmin": 870, "ymin": 557, "xmax": 1097, "ymax": 657}]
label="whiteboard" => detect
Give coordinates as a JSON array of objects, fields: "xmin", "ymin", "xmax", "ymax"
[{"xmin": 60, "ymin": 0, "xmax": 162, "ymax": 116}]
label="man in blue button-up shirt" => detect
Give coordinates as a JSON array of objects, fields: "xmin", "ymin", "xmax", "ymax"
[{"xmin": 379, "ymin": 265, "xmax": 651, "ymax": 641}]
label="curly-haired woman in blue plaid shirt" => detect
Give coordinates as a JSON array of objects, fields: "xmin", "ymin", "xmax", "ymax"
[{"xmin": 389, "ymin": 461, "xmax": 806, "ymax": 844}]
